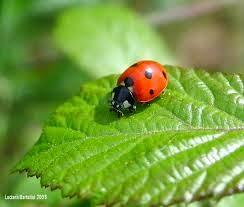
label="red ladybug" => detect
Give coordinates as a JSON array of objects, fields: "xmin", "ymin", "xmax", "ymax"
[{"xmin": 110, "ymin": 60, "xmax": 168, "ymax": 117}]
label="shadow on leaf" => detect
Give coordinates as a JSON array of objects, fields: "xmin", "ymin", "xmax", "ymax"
[{"xmin": 94, "ymin": 93, "xmax": 151, "ymax": 125}]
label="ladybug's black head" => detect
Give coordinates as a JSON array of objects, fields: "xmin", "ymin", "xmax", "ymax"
[{"xmin": 110, "ymin": 77, "xmax": 136, "ymax": 117}]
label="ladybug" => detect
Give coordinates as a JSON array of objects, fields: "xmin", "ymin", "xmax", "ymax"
[{"xmin": 110, "ymin": 60, "xmax": 168, "ymax": 117}]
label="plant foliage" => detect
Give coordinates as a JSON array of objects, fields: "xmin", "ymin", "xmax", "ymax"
[{"xmin": 14, "ymin": 66, "xmax": 244, "ymax": 206}]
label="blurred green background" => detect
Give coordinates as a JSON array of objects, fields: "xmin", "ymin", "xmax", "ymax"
[{"xmin": 0, "ymin": 0, "xmax": 243, "ymax": 206}]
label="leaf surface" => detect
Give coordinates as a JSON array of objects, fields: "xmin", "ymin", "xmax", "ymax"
[
  {"xmin": 14, "ymin": 66, "xmax": 244, "ymax": 206},
  {"xmin": 54, "ymin": 6, "xmax": 175, "ymax": 77}
]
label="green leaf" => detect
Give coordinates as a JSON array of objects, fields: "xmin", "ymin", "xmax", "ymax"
[
  {"xmin": 171, "ymin": 193, "xmax": 244, "ymax": 207},
  {"xmin": 13, "ymin": 66, "xmax": 244, "ymax": 206},
  {"xmin": 217, "ymin": 193, "xmax": 244, "ymax": 207},
  {"xmin": 54, "ymin": 6, "xmax": 175, "ymax": 78}
]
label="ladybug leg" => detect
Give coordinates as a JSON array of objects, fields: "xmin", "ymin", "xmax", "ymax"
[
  {"xmin": 129, "ymin": 105, "xmax": 136, "ymax": 113},
  {"xmin": 118, "ymin": 110, "xmax": 124, "ymax": 118},
  {"xmin": 110, "ymin": 107, "xmax": 123, "ymax": 117}
]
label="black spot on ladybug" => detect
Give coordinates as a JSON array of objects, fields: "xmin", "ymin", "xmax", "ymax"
[
  {"xmin": 149, "ymin": 89, "xmax": 154, "ymax": 95},
  {"xmin": 124, "ymin": 77, "xmax": 134, "ymax": 87},
  {"xmin": 145, "ymin": 70, "xmax": 152, "ymax": 79},
  {"xmin": 162, "ymin": 71, "xmax": 167, "ymax": 79}
]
